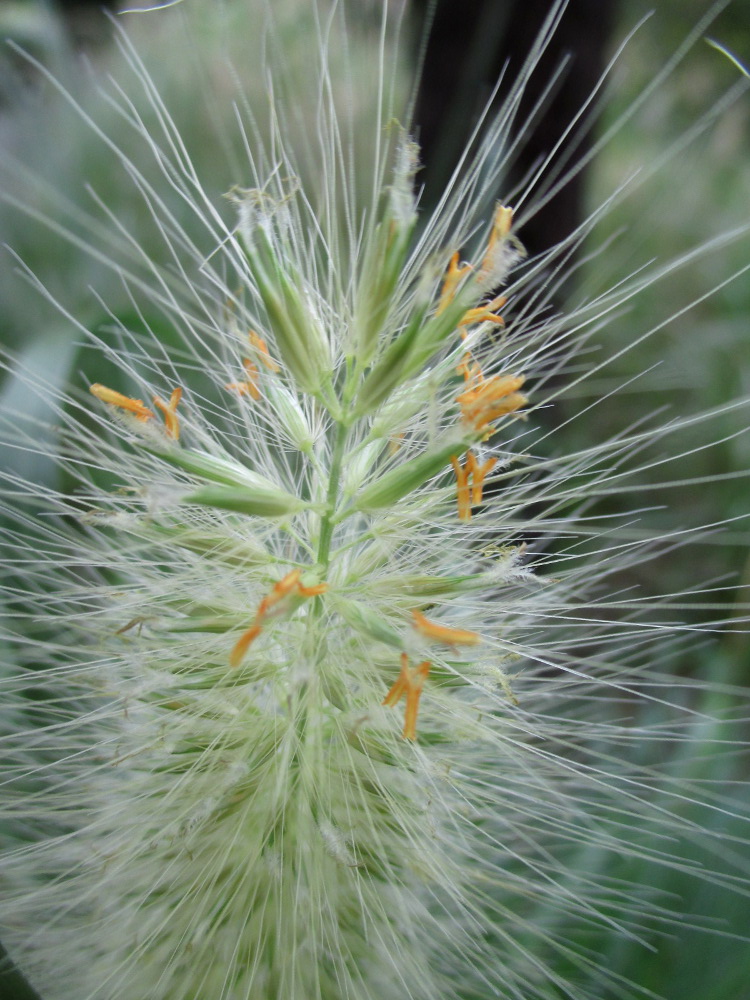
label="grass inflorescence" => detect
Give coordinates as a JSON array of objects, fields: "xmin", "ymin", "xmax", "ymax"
[{"xmin": 1, "ymin": 2, "xmax": 749, "ymax": 999}]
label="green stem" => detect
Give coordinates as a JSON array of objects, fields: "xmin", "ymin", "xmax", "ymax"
[{"xmin": 316, "ymin": 419, "xmax": 349, "ymax": 569}]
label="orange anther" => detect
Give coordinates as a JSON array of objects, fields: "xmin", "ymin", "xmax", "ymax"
[
  {"xmin": 382, "ymin": 653, "xmax": 431, "ymax": 740},
  {"xmin": 403, "ymin": 661, "xmax": 430, "ymax": 741},
  {"xmin": 249, "ymin": 331, "xmax": 281, "ymax": 372},
  {"xmin": 297, "ymin": 582, "xmax": 329, "ymax": 598},
  {"xmin": 450, "ymin": 450, "xmax": 498, "ymax": 520},
  {"xmin": 456, "ymin": 353, "xmax": 482, "ymax": 383},
  {"xmin": 470, "ymin": 455, "xmax": 498, "ymax": 505},
  {"xmin": 229, "ymin": 624, "xmax": 262, "ymax": 668},
  {"xmin": 230, "ymin": 569, "xmax": 327, "ymax": 667},
  {"xmin": 437, "ymin": 252, "xmax": 473, "ymax": 315},
  {"xmin": 89, "ymin": 384, "xmax": 154, "ymax": 422},
  {"xmin": 456, "ymin": 373, "xmax": 526, "ymax": 435},
  {"xmin": 153, "ymin": 386, "xmax": 182, "ymax": 440},
  {"xmin": 450, "ymin": 454, "xmax": 472, "ymax": 523},
  {"xmin": 226, "ymin": 359, "xmax": 261, "ymax": 400},
  {"xmin": 458, "ymin": 294, "xmax": 507, "ymax": 329},
  {"xmin": 480, "ymin": 393, "xmax": 527, "ymax": 426},
  {"xmin": 382, "ymin": 652, "xmax": 411, "ymax": 707},
  {"xmin": 257, "ymin": 569, "xmax": 303, "ymax": 616},
  {"xmin": 411, "ymin": 609, "xmax": 480, "ymax": 646}
]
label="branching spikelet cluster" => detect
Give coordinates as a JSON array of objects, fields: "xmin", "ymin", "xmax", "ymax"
[{"xmin": 1, "ymin": 2, "xmax": 749, "ymax": 999}]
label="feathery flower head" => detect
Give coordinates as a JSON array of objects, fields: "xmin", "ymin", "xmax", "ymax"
[{"xmin": 1, "ymin": 2, "xmax": 749, "ymax": 1000}]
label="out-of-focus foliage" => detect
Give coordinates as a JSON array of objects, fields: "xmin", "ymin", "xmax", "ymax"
[
  {"xmin": 577, "ymin": 1, "xmax": 750, "ymax": 665},
  {"xmin": 565, "ymin": 7, "xmax": 750, "ymax": 997}
]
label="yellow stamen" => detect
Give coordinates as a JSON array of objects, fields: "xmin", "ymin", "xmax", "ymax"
[
  {"xmin": 403, "ymin": 661, "xmax": 430, "ymax": 741},
  {"xmin": 411, "ymin": 609, "xmax": 480, "ymax": 646},
  {"xmin": 450, "ymin": 450, "xmax": 499, "ymax": 520},
  {"xmin": 153, "ymin": 387, "xmax": 182, "ymax": 440},
  {"xmin": 257, "ymin": 569, "xmax": 303, "ymax": 617},
  {"xmin": 382, "ymin": 653, "xmax": 431, "ymax": 740},
  {"xmin": 456, "ymin": 373, "xmax": 526, "ymax": 434},
  {"xmin": 456, "ymin": 353, "xmax": 482, "ymax": 383},
  {"xmin": 229, "ymin": 624, "xmax": 262, "ymax": 668},
  {"xmin": 478, "ymin": 393, "xmax": 527, "ymax": 425},
  {"xmin": 297, "ymin": 582, "xmax": 329, "ymax": 598},
  {"xmin": 470, "ymin": 454, "xmax": 498, "ymax": 505},
  {"xmin": 459, "ymin": 294, "xmax": 507, "ymax": 329},
  {"xmin": 243, "ymin": 360, "xmax": 262, "ymax": 396},
  {"xmin": 249, "ymin": 331, "xmax": 281, "ymax": 372},
  {"xmin": 450, "ymin": 454, "xmax": 472, "ymax": 522},
  {"xmin": 382, "ymin": 652, "xmax": 411, "ymax": 707},
  {"xmin": 230, "ymin": 569, "xmax": 327, "ymax": 668},
  {"xmin": 437, "ymin": 251, "xmax": 473, "ymax": 315},
  {"xmin": 225, "ymin": 359, "xmax": 261, "ymax": 400},
  {"xmin": 89, "ymin": 384, "xmax": 154, "ymax": 422}
]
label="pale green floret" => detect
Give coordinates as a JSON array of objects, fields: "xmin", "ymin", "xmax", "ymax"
[
  {"xmin": 368, "ymin": 377, "xmax": 434, "ymax": 439},
  {"xmin": 399, "ymin": 284, "xmax": 479, "ymax": 377},
  {"xmin": 371, "ymin": 573, "xmax": 481, "ymax": 598},
  {"xmin": 352, "ymin": 439, "xmax": 465, "ymax": 512},
  {"xmin": 145, "ymin": 446, "xmax": 274, "ymax": 489},
  {"xmin": 236, "ymin": 194, "xmax": 331, "ymax": 396},
  {"xmin": 346, "ymin": 531, "xmax": 403, "ymax": 578},
  {"xmin": 350, "ymin": 215, "xmax": 416, "ymax": 366},
  {"xmin": 162, "ymin": 615, "xmax": 247, "ymax": 634},
  {"xmin": 354, "ymin": 298, "xmax": 431, "ymax": 415},
  {"xmin": 341, "ymin": 440, "xmax": 388, "ymax": 498},
  {"xmin": 151, "ymin": 527, "xmax": 272, "ymax": 568},
  {"xmin": 250, "ymin": 231, "xmax": 330, "ymax": 394},
  {"xmin": 350, "ymin": 136, "xmax": 419, "ymax": 365},
  {"xmin": 263, "ymin": 381, "xmax": 314, "ymax": 452},
  {"xmin": 334, "ymin": 597, "xmax": 403, "ymax": 649},
  {"xmin": 183, "ymin": 484, "xmax": 309, "ymax": 518},
  {"xmin": 354, "ymin": 279, "xmax": 475, "ymax": 417}
]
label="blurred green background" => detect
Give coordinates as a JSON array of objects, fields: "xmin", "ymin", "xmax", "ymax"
[{"xmin": 1, "ymin": 2, "xmax": 748, "ymax": 999}]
